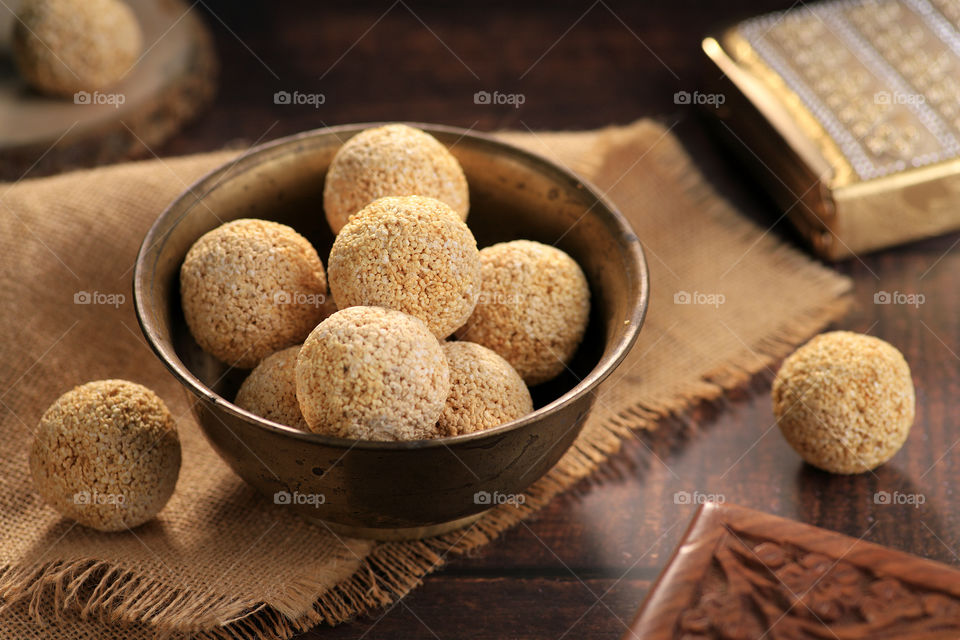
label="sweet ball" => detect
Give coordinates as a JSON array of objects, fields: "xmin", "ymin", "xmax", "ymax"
[
  {"xmin": 327, "ymin": 196, "xmax": 481, "ymax": 340},
  {"xmin": 179, "ymin": 219, "xmax": 327, "ymax": 369},
  {"xmin": 323, "ymin": 124, "xmax": 469, "ymax": 233},
  {"xmin": 295, "ymin": 306, "xmax": 450, "ymax": 441},
  {"xmin": 30, "ymin": 380, "xmax": 181, "ymax": 531},
  {"xmin": 456, "ymin": 240, "xmax": 590, "ymax": 385}
]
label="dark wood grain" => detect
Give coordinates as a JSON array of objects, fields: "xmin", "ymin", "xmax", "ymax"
[
  {"xmin": 323, "ymin": 576, "xmax": 654, "ymax": 640},
  {"xmin": 17, "ymin": 1, "xmax": 960, "ymax": 637}
]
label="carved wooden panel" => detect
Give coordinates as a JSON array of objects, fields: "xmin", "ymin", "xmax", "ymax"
[{"xmin": 626, "ymin": 503, "xmax": 960, "ymax": 639}]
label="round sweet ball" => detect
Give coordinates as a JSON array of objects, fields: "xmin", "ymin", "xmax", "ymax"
[
  {"xmin": 327, "ymin": 195, "xmax": 481, "ymax": 339},
  {"xmin": 323, "ymin": 124, "xmax": 469, "ymax": 233},
  {"xmin": 180, "ymin": 219, "xmax": 328, "ymax": 369},
  {"xmin": 456, "ymin": 240, "xmax": 590, "ymax": 386},
  {"xmin": 13, "ymin": 0, "xmax": 142, "ymax": 97},
  {"xmin": 235, "ymin": 346, "xmax": 307, "ymax": 430},
  {"xmin": 30, "ymin": 380, "xmax": 181, "ymax": 532},
  {"xmin": 437, "ymin": 341, "xmax": 533, "ymax": 437},
  {"xmin": 295, "ymin": 306, "xmax": 450, "ymax": 441},
  {"xmin": 772, "ymin": 331, "xmax": 915, "ymax": 474}
]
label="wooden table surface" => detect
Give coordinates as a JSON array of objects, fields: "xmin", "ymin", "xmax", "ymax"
[{"xmin": 84, "ymin": 1, "xmax": 960, "ymax": 637}]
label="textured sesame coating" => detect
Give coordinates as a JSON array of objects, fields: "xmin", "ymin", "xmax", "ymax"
[
  {"xmin": 13, "ymin": 0, "xmax": 142, "ymax": 97},
  {"xmin": 772, "ymin": 331, "xmax": 915, "ymax": 474},
  {"xmin": 323, "ymin": 124, "xmax": 469, "ymax": 233},
  {"xmin": 29, "ymin": 380, "xmax": 181, "ymax": 531},
  {"xmin": 437, "ymin": 341, "xmax": 533, "ymax": 437},
  {"xmin": 327, "ymin": 196, "xmax": 481, "ymax": 339},
  {"xmin": 180, "ymin": 219, "xmax": 328, "ymax": 369},
  {"xmin": 456, "ymin": 240, "xmax": 591, "ymax": 386},
  {"xmin": 235, "ymin": 346, "xmax": 307, "ymax": 430},
  {"xmin": 295, "ymin": 306, "xmax": 450, "ymax": 441}
]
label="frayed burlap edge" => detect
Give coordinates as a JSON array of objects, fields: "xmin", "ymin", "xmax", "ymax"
[{"xmin": 0, "ymin": 121, "xmax": 852, "ymax": 639}]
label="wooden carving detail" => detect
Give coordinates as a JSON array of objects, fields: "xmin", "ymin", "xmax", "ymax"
[{"xmin": 676, "ymin": 529, "xmax": 960, "ymax": 640}]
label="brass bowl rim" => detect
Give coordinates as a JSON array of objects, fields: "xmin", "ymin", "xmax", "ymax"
[{"xmin": 133, "ymin": 122, "xmax": 650, "ymax": 451}]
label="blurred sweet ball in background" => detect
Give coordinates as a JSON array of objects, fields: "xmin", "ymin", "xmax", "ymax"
[
  {"xmin": 13, "ymin": 0, "xmax": 142, "ymax": 96},
  {"xmin": 0, "ymin": 0, "xmax": 217, "ymax": 179}
]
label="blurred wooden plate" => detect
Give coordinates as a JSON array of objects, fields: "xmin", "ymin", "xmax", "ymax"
[{"xmin": 0, "ymin": 0, "xmax": 217, "ymax": 180}]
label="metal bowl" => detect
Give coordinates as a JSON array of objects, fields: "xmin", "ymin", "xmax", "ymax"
[{"xmin": 133, "ymin": 123, "xmax": 649, "ymax": 540}]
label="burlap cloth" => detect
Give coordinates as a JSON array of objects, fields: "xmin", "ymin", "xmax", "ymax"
[{"xmin": 0, "ymin": 120, "xmax": 851, "ymax": 638}]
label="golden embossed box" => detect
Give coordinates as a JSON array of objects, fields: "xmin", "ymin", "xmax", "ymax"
[{"xmin": 703, "ymin": 0, "xmax": 960, "ymax": 259}]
